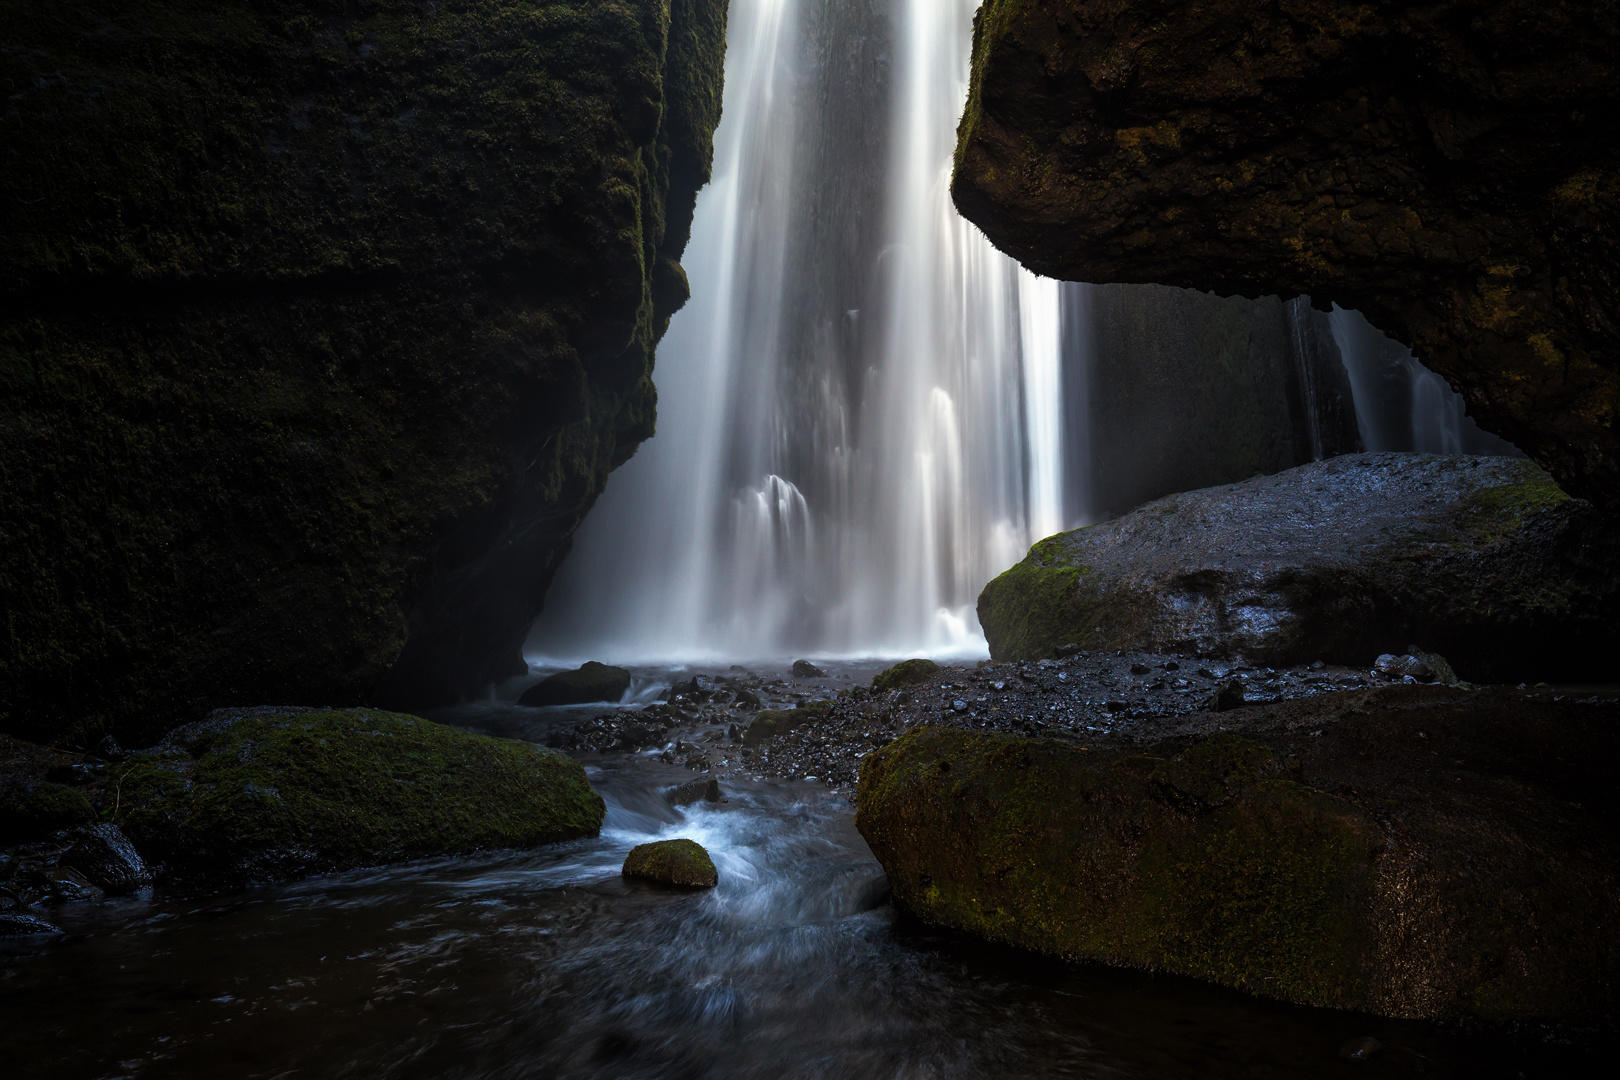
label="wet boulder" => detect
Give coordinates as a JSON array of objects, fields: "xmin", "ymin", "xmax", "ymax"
[
  {"xmin": 792, "ymin": 659, "xmax": 827, "ymax": 679},
  {"xmin": 64, "ymin": 824, "xmax": 152, "ymax": 896},
  {"xmin": 622, "ymin": 838, "xmax": 718, "ymax": 888},
  {"xmin": 519, "ymin": 662, "xmax": 632, "ymax": 707},
  {"xmin": 856, "ymin": 686, "xmax": 1620, "ymax": 1024},
  {"xmin": 665, "ymin": 777, "xmax": 723, "ymax": 808},
  {"xmin": 742, "ymin": 702, "xmax": 830, "ymax": 748},
  {"xmin": 113, "ymin": 707, "xmax": 604, "ymax": 885},
  {"xmin": 977, "ymin": 454, "xmax": 1620, "ymax": 681},
  {"xmin": 872, "ymin": 659, "xmax": 940, "ymax": 693}
]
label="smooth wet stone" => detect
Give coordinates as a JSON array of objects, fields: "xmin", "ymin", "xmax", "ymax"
[
  {"xmin": 519, "ymin": 662, "xmax": 632, "ymax": 707},
  {"xmin": 666, "ymin": 777, "xmax": 723, "ymax": 808},
  {"xmin": 0, "ymin": 913, "xmax": 64, "ymax": 937},
  {"xmin": 622, "ymin": 838, "xmax": 718, "ymax": 889},
  {"xmin": 65, "ymin": 824, "xmax": 152, "ymax": 896},
  {"xmin": 792, "ymin": 660, "xmax": 827, "ymax": 679}
]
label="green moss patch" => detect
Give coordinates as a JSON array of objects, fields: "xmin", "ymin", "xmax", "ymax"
[
  {"xmin": 112, "ymin": 706, "xmax": 603, "ymax": 883},
  {"xmin": 872, "ymin": 659, "xmax": 941, "ymax": 693},
  {"xmin": 621, "ymin": 837, "xmax": 717, "ymax": 888}
]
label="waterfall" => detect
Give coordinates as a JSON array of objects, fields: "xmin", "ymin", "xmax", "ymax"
[
  {"xmin": 530, "ymin": 0, "xmax": 1074, "ymax": 663},
  {"xmin": 1328, "ymin": 304, "xmax": 1517, "ymax": 456}
]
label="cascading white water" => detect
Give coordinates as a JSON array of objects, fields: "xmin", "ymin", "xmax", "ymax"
[
  {"xmin": 1328, "ymin": 303, "xmax": 1513, "ymax": 455},
  {"xmin": 531, "ymin": 0, "xmax": 1073, "ymax": 663}
]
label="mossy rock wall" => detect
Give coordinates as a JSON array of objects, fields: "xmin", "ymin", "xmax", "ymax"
[
  {"xmin": 0, "ymin": 0, "xmax": 729, "ymax": 744},
  {"xmin": 953, "ymin": 0, "xmax": 1620, "ymax": 504},
  {"xmin": 113, "ymin": 706, "xmax": 604, "ymax": 884},
  {"xmin": 856, "ymin": 692, "xmax": 1620, "ymax": 1023},
  {"xmin": 978, "ymin": 453, "xmax": 1620, "ymax": 680}
]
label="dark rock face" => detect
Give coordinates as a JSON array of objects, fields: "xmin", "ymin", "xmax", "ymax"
[
  {"xmin": 518, "ymin": 661, "xmax": 632, "ymax": 707},
  {"xmin": 855, "ymin": 686, "xmax": 1620, "ymax": 1023},
  {"xmin": 953, "ymin": 0, "xmax": 1619, "ymax": 503},
  {"xmin": 978, "ymin": 453, "xmax": 1619, "ymax": 680},
  {"xmin": 1081, "ymin": 287, "xmax": 1360, "ymax": 518},
  {"xmin": 112, "ymin": 706, "xmax": 604, "ymax": 885},
  {"xmin": 621, "ymin": 837, "xmax": 718, "ymax": 888},
  {"xmin": 0, "ymin": 0, "xmax": 729, "ymax": 744},
  {"xmin": 64, "ymin": 824, "xmax": 152, "ymax": 896}
]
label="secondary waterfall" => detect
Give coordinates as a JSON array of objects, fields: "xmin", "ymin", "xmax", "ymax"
[{"xmin": 532, "ymin": 0, "xmax": 1074, "ymax": 662}]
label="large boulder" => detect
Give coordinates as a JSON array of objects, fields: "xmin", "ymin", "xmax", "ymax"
[
  {"xmin": 112, "ymin": 706, "xmax": 604, "ymax": 885},
  {"xmin": 0, "ymin": 0, "xmax": 729, "ymax": 746},
  {"xmin": 855, "ymin": 686, "xmax": 1620, "ymax": 1023},
  {"xmin": 953, "ymin": 0, "xmax": 1620, "ymax": 505},
  {"xmin": 977, "ymin": 453, "xmax": 1618, "ymax": 681}
]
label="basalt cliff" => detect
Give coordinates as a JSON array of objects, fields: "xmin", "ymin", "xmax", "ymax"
[
  {"xmin": 953, "ymin": 0, "xmax": 1618, "ymax": 502},
  {"xmin": 0, "ymin": 0, "xmax": 728, "ymax": 743}
]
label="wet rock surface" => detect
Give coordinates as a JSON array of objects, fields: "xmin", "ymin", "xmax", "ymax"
[
  {"xmin": 518, "ymin": 662, "xmax": 633, "ymax": 707},
  {"xmin": 622, "ymin": 838, "xmax": 718, "ymax": 889},
  {"xmin": 978, "ymin": 454, "xmax": 1618, "ymax": 680},
  {"xmin": 855, "ymin": 685, "xmax": 1620, "ymax": 1024}
]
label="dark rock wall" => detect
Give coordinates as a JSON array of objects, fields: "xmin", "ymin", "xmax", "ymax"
[
  {"xmin": 1080, "ymin": 284, "xmax": 1360, "ymax": 519},
  {"xmin": 953, "ymin": 0, "xmax": 1619, "ymax": 504},
  {"xmin": 0, "ymin": 0, "xmax": 728, "ymax": 744}
]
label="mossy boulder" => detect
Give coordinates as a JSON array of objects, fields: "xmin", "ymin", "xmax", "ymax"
[
  {"xmin": 856, "ymin": 686, "xmax": 1620, "ymax": 1023},
  {"xmin": 0, "ymin": 0, "xmax": 730, "ymax": 746},
  {"xmin": 741, "ymin": 701, "xmax": 830, "ymax": 748},
  {"xmin": 622, "ymin": 837, "xmax": 717, "ymax": 888},
  {"xmin": 871, "ymin": 659, "xmax": 941, "ymax": 693},
  {"xmin": 953, "ymin": 0, "xmax": 1620, "ymax": 503},
  {"xmin": 0, "ymin": 781, "xmax": 94, "ymax": 844},
  {"xmin": 518, "ymin": 662, "xmax": 632, "ymax": 707},
  {"xmin": 978, "ymin": 453, "xmax": 1619, "ymax": 681},
  {"xmin": 111, "ymin": 706, "xmax": 604, "ymax": 884}
]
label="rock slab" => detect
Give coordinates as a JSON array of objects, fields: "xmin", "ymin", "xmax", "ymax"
[
  {"xmin": 977, "ymin": 453, "xmax": 1618, "ymax": 681},
  {"xmin": 855, "ymin": 686, "xmax": 1620, "ymax": 1024}
]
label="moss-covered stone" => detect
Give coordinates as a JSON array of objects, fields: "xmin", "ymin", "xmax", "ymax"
[
  {"xmin": 518, "ymin": 662, "xmax": 632, "ymax": 707},
  {"xmin": 953, "ymin": 0, "xmax": 1620, "ymax": 503},
  {"xmin": 110, "ymin": 706, "xmax": 604, "ymax": 884},
  {"xmin": 621, "ymin": 837, "xmax": 717, "ymax": 888},
  {"xmin": 871, "ymin": 659, "xmax": 941, "ymax": 693},
  {"xmin": 0, "ymin": 781, "xmax": 94, "ymax": 844},
  {"xmin": 741, "ymin": 701, "xmax": 831, "ymax": 748},
  {"xmin": 0, "ymin": 0, "xmax": 730, "ymax": 745},
  {"xmin": 856, "ymin": 699, "xmax": 1620, "ymax": 1024},
  {"xmin": 977, "ymin": 453, "xmax": 1619, "ymax": 680}
]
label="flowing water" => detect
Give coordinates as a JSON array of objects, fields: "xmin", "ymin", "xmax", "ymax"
[
  {"xmin": 0, "ymin": 694, "xmax": 1588, "ymax": 1079},
  {"xmin": 532, "ymin": 0, "xmax": 1077, "ymax": 665}
]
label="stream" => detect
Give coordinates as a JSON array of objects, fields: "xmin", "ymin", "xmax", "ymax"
[{"xmin": 0, "ymin": 687, "xmax": 1593, "ymax": 1079}]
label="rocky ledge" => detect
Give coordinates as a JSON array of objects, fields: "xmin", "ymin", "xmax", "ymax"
[
  {"xmin": 978, "ymin": 453, "xmax": 1618, "ymax": 679},
  {"xmin": 953, "ymin": 0, "xmax": 1619, "ymax": 502},
  {"xmin": 855, "ymin": 686, "xmax": 1620, "ymax": 1025},
  {"xmin": 0, "ymin": 0, "xmax": 729, "ymax": 746}
]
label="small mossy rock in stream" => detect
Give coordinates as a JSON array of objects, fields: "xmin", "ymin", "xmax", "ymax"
[
  {"xmin": 519, "ymin": 662, "xmax": 633, "ymax": 707},
  {"xmin": 872, "ymin": 659, "xmax": 940, "ymax": 693},
  {"xmin": 977, "ymin": 453, "xmax": 1620, "ymax": 681},
  {"xmin": 856, "ymin": 686, "xmax": 1620, "ymax": 1023},
  {"xmin": 111, "ymin": 706, "xmax": 603, "ymax": 885},
  {"xmin": 622, "ymin": 838, "xmax": 718, "ymax": 889},
  {"xmin": 665, "ymin": 777, "xmax": 722, "ymax": 808}
]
